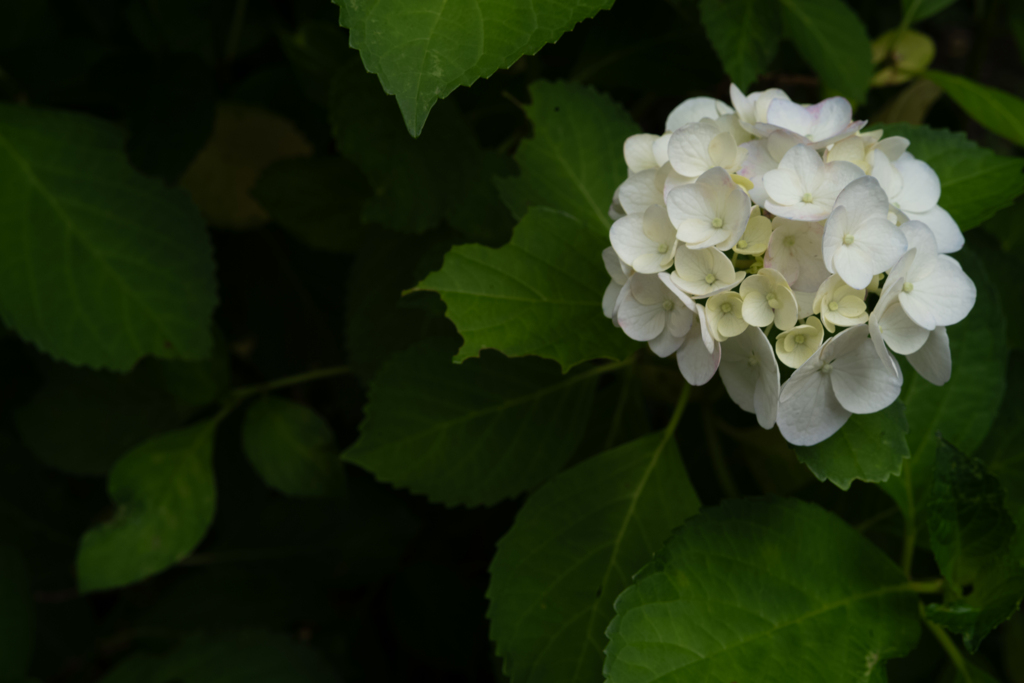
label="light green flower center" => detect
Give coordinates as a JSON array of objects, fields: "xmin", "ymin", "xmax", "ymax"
[
  {"xmin": 721, "ymin": 303, "xmax": 733, "ymax": 313},
  {"xmin": 658, "ymin": 243, "xmax": 668, "ymax": 254},
  {"xmin": 801, "ymin": 192, "xmax": 813, "ymax": 203},
  {"xmin": 794, "ymin": 334, "xmax": 805, "ymax": 345},
  {"xmin": 662, "ymin": 300, "xmax": 674, "ymax": 311},
  {"xmin": 903, "ymin": 282, "xmax": 914, "ymax": 293},
  {"xmin": 704, "ymin": 273, "xmax": 717, "ymax": 284},
  {"xmin": 843, "ymin": 234, "xmax": 854, "ymax": 245},
  {"xmin": 828, "ymin": 301, "xmax": 839, "ymax": 311},
  {"xmin": 737, "ymin": 239, "xmax": 748, "ymax": 248},
  {"xmin": 711, "ymin": 217, "xmax": 724, "ymax": 228}
]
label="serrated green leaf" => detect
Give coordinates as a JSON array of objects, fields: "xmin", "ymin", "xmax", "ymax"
[
  {"xmin": 76, "ymin": 420, "xmax": 218, "ymax": 592},
  {"xmin": 342, "ymin": 338, "xmax": 599, "ymax": 507},
  {"xmin": 15, "ymin": 365, "xmax": 185, "ymax": 477},
  {"xmin": 926, "ymin": 70, "xmax": 1024, "ymax": 148},
  {"xmin": 488, "ymin": 431, "xmax": 700, "ymax": 683},
  {"xmin": 252, "ymin": 156, "xmax": 369, "ymax": 252},
  {"xmin": 925, "ymin": 440, "xmax": 1024, "ymax": 652},
  {"xmin": 901, "ymin": 0, "xmax": 959, "ymax": 24},
  {"xmin": 496, "ymin": 80, "xmax": 639, "ymax": 239},
  {"xmin": 329, "ymin": 61, "xmax": 513, "ymax": 243},
  {"xmin": 242, "ymin": 396, "xmax": 343, "ymax": 498},
  {"xmin": 604, "ymin": 497, "xmax": 921, "ymax": 683},
  {"xmin": 0, "ymin": 104, "xmax": 217, "ymax": 371},
  {"xmin": 871, "ymin": 122, "xmax": 1024, "ymax": 231},
  {"xmin": 98, "ymin": 631, "xmax": 340, "ymax": 683},
  {"xmin": 778, "ymin": 0, "xmax": 872, "ymax": 103},
  {"xmin": 795, "ymin": 400, "xmax": 910, "ymax": 490},
  {"xmin": 698, "ymin": 0, "xmax": 781, "ymax": 91},
  {"xmin": 879, "ymin": 247, "xmax": 1007, "ymax": 518},
  {"xmin": 334, "ymin": 0, "xmax": 615, "ymax": 136},
  {"xmin": 0, "ymin": 546, "xmax": 34, "ymax": 681},
  {"xmin": 418, "ymin": 207, "xmax": 639, "ymax": 370}
]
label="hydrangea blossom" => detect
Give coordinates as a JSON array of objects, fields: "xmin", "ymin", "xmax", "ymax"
[{"xmin": 604, "ymin": 84, "xmax": 977, "ymax": 446}]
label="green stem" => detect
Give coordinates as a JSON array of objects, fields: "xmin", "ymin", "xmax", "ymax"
[
  {"xmin": 604, "ymin": 362, "xmax": 637, "ymax": 450},
  {"xmin": 920, "ymin": 602, "xmax": 974, "ymax": 682},
  {"xmin": 856, "ymin": 505, "xmax": 899, "ymax": 533},
  {"xmin": 704, "ymin": 410, "xmax": 739, "ymax": 498},
  {"xmin": 224, "ymin": 0, "xmax": 249, "ymax": 62},
  {"xmin": 662, "ymin": 382, "xmax": 692, "ymax": 441},
  {"xmin": 908, "ymin": 578, "xmax": 945, "ymax": 594},
  {"xmin": 231, "ymin": 365, "xmax": 352, "ymax": 401}
]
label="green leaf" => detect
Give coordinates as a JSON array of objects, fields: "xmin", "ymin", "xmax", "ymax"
[
  {"xmin": 98, "ymin": 631, "xmax": 340, "ymax": 683},
  {"xmin": 76, "ymin": 420, "xmax": 218, "ymax": 592},
  {"xmin": 952, "ymin": 662, "xmax": 1001, "ymax": 683},
  {"xmin": 418, "ymin": 207, "xmax": 639, "ymax": 370},
  {"xmin": 15, "ymin": 365, "xmax": 186, "ymax": 477},
  {"xmin": 334, "ymin": 0, "xmax": 615, "ymax": 136},
  {"xmin": 604, "ymin": 497, "xmax": 921, "ymax": 682},
  {"xmin": 901, "ymin": 0, "xmax": 959, "ymax": 24},
  {"xmin": 252, "ymin": 156, "xmax": 370, "ymax": 253},
  {"xmin": 0, "ymin": 104, "xmax": 217, "ymax": 371},
  {"xmin": 925, "ymin": 70, "xmax": 1024, "ymax": 148},
  {"xmin": 496, "ymin": 80, "xmax": 639, "ymax": 239},
  {"xmin": 698, "ymin": 0, "xmax": 782, "ymax": 91},
  {"xmin": 925, "ymin": 441, "xmax": 1024, "ymax": 652},
  {"xmin": 342, "ymin": 338, "xmax": 599, "ymax": 507},
  {"xmin": 242, "ymin": 396, "xmax": 343, "ymax": 498},
  {"xmin": 0, "ymin": 546, "xmax": 34, "ymax": 681},
  {"xmin": 879, "ymin": 247, "xmax": 1007, "ymax": 517},
  {"xmin": 136, "ymin": 334, "xmax": 232, "ymax": 410},
  {"xmin": 778, "ymin": 0, "xmax": 873, "ymax": 103},
  {"xmin": 871, "ymin": 123, "xmax": 1024, "ymax": 231},
  {"xmin": 488, "ymin": 431, "xmax": 700, "ymax": 683},
  {"xmin": 329, "ymin": 61, "xmax": 514, "ymax": 243},
  {"xmin": 794, "ymin": 400, "xmax": 910, "ymax": 490},
  {"xmin": 984, "ymin": 357, "xmax": 1024, "ymax": 521}
]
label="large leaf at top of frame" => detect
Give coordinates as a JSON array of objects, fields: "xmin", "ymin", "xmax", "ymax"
[
  {"xmin": 99, "ymin": 631, "xmax": 340, "ymax": 683},
  {"xmin": 417, "ymin": 207, "xmax": 639, "ymax": 370},
  {"xmin": 488, "ymin": 431, "xmax": 700, "ymax": 683},
  {"xmin": 926, "ymin": 70, "xmax": 1024, "ymax": 148},
  {"xmin": 873, "ymin": 123, "xmax": 1024, "ymax": 231},
  {"xmin": 925, "ymin": 441, "xmax": 1024, "ymax": 653},
  {"xmin": 778, "ymin": 0, "xmax": 873, "ymax": 103},
  {"xmin": 879, "ymin": 247, "xmax": 1007, "ymax": 516},
  {"xmin": 77, "ymin": 420, "xmax": 218, "ymax": 592},
  {"xmin": 604, "ymin": 497, "xmax": 921, "ymax": 683},
  {"xmin": 333, "ymin": 0, "xmax": 616, "ymax": 137},
  {"xmin": 496, "ymin": 80, "xmax": 640, "ymax": 239},
  {"xmin": 0, "ymin": 104, "xmax": 217, "ymax": 371},
  {"xmin": 699, "ymin": 0, "xmax": 781, "ymax": 92},
  {"xmin": 342, "ymin": 338, "xmax": 599, "ymax": 507}
]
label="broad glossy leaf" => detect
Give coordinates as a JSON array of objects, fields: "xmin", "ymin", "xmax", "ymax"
[
  {"xmin": 927, "ymin": 70, "xmax": 1024, "ymax": 147},
  {"xmin": 342, "ymin": 338, "xmax": 598, "ymax": 507},
  {"xmin": 496, "ymin": 80, "xmax": 639, "ymax": 239},
  {"xmin": 604, "ymin": 497, "xmax": 921, "ymax": 682},
  {"xmin": 0, "ymin": 104, "xmax": 217, "ymax": 371},
  {"xmin": 77, "ymin": 420, "xmax": 218, "ymax": 592},
  {"xmin": 15, "ymin": 365, "xmax": 185, "ymax": 477},
  {"xmin": 418, "ymin": 207, "xmax": 639, "ymax": 370},
  {"xmin": 901, "ymin": 0, "xmax": 958, "ymax": 23},
  {"xmin": 699, "ymin": 0, "xmax": 781, "ymax": 91},
  {"xmin": 242, "ymin": 396, "xmax": 343, "ymax": 498},
  {"xmin": 330, "ymin": 61, "xmax": 513, "ymax": 243},
  {"xmin": 926, "ymin": 441, "xmax": 1024, "ymax": 652},
  {"xmin": 253, "ymin": 156, "xmax": 369, "ymax": 252},
  {"xmin": 488, "ymin": 431, "xmax": 700, "ymax": 683},
  {"xmin": 795, "ymin": 401, "xmax": 910, "ymax": 490},
  {"xmin": 984, "ymin": 357, "xmax": 1024, "ymax": 521},
  {"xmin": 778, "ymin": 0, "xmax": 873, "ymax": 103},
  {"xmin": 99, "ymin": 631, "xmax": 340, "ymax": 683},
  {"xmin": 874, "ymin": 123, "xmax": 1024, "ymax": 231},
  {"xmin": 0, "ymin": 546, "xmax": 33, "ymax": 681},
  {"xmin": 334, "ymin": 0, "xmax": 615, "ymax": 136}
]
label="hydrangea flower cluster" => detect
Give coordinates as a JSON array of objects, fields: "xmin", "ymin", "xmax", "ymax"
[{"xmin": 604, "ymin": 84, "xmax": 976, "ymax": 446}]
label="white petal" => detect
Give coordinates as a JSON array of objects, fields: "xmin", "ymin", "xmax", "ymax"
[
  {"xmin": 602, "ymin": 280, "xmax": 623, "ymax": 319},
  {"xmin": 648, "ymin": 327, "xmax": 686, "ymax": 358},
  {"xmin": 617, "ymin": 295, "xmax": 665, "ymax": 342},
  {"xmin": 618, "ymin": 169, "xmax": 663, "ymax": 214},
  {"xmin": 875, "ymin": 136, "xmax": 910, "ymax": 160},
  {"xmin": 778, "ymin": 144, "xmax": 824, "ymax": 191},
  {"xmin": 828, "ymin": 326, "xmax": 903, "ymax": 414},
  {"xmin": 668, "ymin": 122, "xmax": 718, "ymax": 177},
  {"xmin": 766, "ymin": 99, "xmax": 814, "ymax": 136},
  {"xmin": 624, "ymin": 134, "xmax": 660, "ymax": 173},
  {"xmin": 763, "ymin": 168, "xmax": 805, "ymax": 207},
  {"xmin": 903, "ymin": 205, "xmax": 964, "ymax": 254},
  {"xmin": 719, "ymin": 326, "xmax": 780, "ymax": 428},
  {"xmin": 602, "ymin": 246, "xmax": 630, "ymax": 285},
  {"xmin": 609, "ymin": 215, "xmax": 653, "ymax": 268},
  {"xmin": 879, "ymin": 302, "xmax": 929, "ymax": 354},
  {"xmin": 676, "ymin": 324, "xmax": 721, "ymax": 386},
  {"xmin": 907, "ymin": 326, "xmax": 952, "ymax": 386},
  {"xmin": 665, "ymin": 97, "xmax": 734, "ymax": 131},
  {"xmin": 869, "ymin": 150, "xmax": 903, "ymax": 201},
  {"xmin": 901, "ymin": 255, "xmax": 976, "ymax": 329},
  {"xmin": 892, "ymin": 155, "xmax": 940, "ymax": 213},
  {"xmin": 777, "ymin": 364, "xmax": 851, "ymax": 446}
]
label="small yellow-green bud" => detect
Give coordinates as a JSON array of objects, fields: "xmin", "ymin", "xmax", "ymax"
[
  {"xmin": 711, "ymin": 217, "xmax": 724, "ymax": 228},
  {"xmin": 828, "ymin": 301, "xmax": 839, "ymax": 311},
  {"xmin": 704, "ymin": 273, "xmax": 717, "ymax": 284}
]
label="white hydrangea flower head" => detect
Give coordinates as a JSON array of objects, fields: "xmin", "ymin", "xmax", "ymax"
[{"xmin": 603, "ymin": 84, "xmax": 977, "ymax": 446}]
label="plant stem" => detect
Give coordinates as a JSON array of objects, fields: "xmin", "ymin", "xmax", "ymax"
[
  {"xmin": 224, "ymin": 0, "xmax": 249, "ymax": 62},
  {"xmin": 604, "ymin": 362, "xmax": 637, "ymax": 450},
  {"xmin": 704, "ymin": 410, "xmax": 739, "ymax": 498},
  {"xmin": 856, "ymin": 505, "xmax": 899, "ymax": 533},
  {"xmin": 662, "ymin": 382, "xmax": 692, "ymax": 440},
  {"xmin": 901, "ymin": 462, "xmax": 917, "ymax": 578},
  {"xmin": 231, "ymin": 365, "xmax": 353, "ymax": 401},
  {"xmin": 920, "ymin": 602, "xmax": 974, "ymax": 682},
  {"xmin": 907, "ymin": 578, "xmax": 945, "ymax": 594}
]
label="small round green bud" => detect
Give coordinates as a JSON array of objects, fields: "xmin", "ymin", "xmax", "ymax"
[
  {"xmin": 828, "ymin": 301, "xmax": 839, "ymax": 311},
  {"xmin": 711, "ymin": 217, "xmax": 724, "ymax": 228},
  {"xmin": 704, "ymin": 273, "xmax": 717, "ymax": 284}
]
